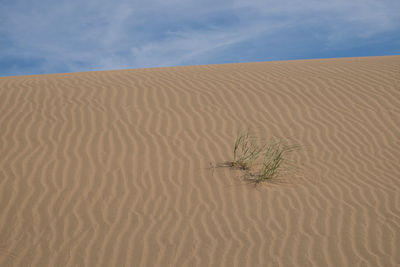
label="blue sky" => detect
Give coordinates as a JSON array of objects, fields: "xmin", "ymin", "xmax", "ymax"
[{"xmin": 1, "ymin": 0, "xmax": 399, "ymax": 76}]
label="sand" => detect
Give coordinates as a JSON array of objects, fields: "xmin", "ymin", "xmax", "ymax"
[{"xmin": 1, "ymin": 56, "xmax": 400, "ymax": 266}]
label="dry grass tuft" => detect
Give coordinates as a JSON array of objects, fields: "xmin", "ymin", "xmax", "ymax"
[
  {"xmin": 217, "ymin": 132, "xmax": 300, "ymax": 184},
  {"xmin": 231, "ymin": 132, "xmax": 264, "ymax": 170},
  {"xmin": 254, "ymin": 140, "xmax": 298, "ymax": 183}
]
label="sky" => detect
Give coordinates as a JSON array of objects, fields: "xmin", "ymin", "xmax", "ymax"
[{"xmin": 1, "ymin": 0, "xmax": 399, "ymax": 76}]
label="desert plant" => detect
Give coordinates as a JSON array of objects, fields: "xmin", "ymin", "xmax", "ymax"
[
  {"xmin": 255, "ymin": 140, "xmax": 297, "ymax": 183},
  {"xmin": 231, "ymin": 132, "xmax": 264, "ymax": 170}
]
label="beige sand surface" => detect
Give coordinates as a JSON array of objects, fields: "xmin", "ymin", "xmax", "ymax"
[{"xmin": 1, "ymin": 56, "xmax": 400, "ymax": 266}]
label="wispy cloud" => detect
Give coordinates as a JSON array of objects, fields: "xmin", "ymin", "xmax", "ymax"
[{"xmin": 0, "ymin": 0, "xmax": 399, "ymax": 76}]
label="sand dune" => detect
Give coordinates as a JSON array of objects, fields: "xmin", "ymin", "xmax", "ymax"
[{"xmin": 1, "ymin": 56, "xmax": 400, "ymax": 266}]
